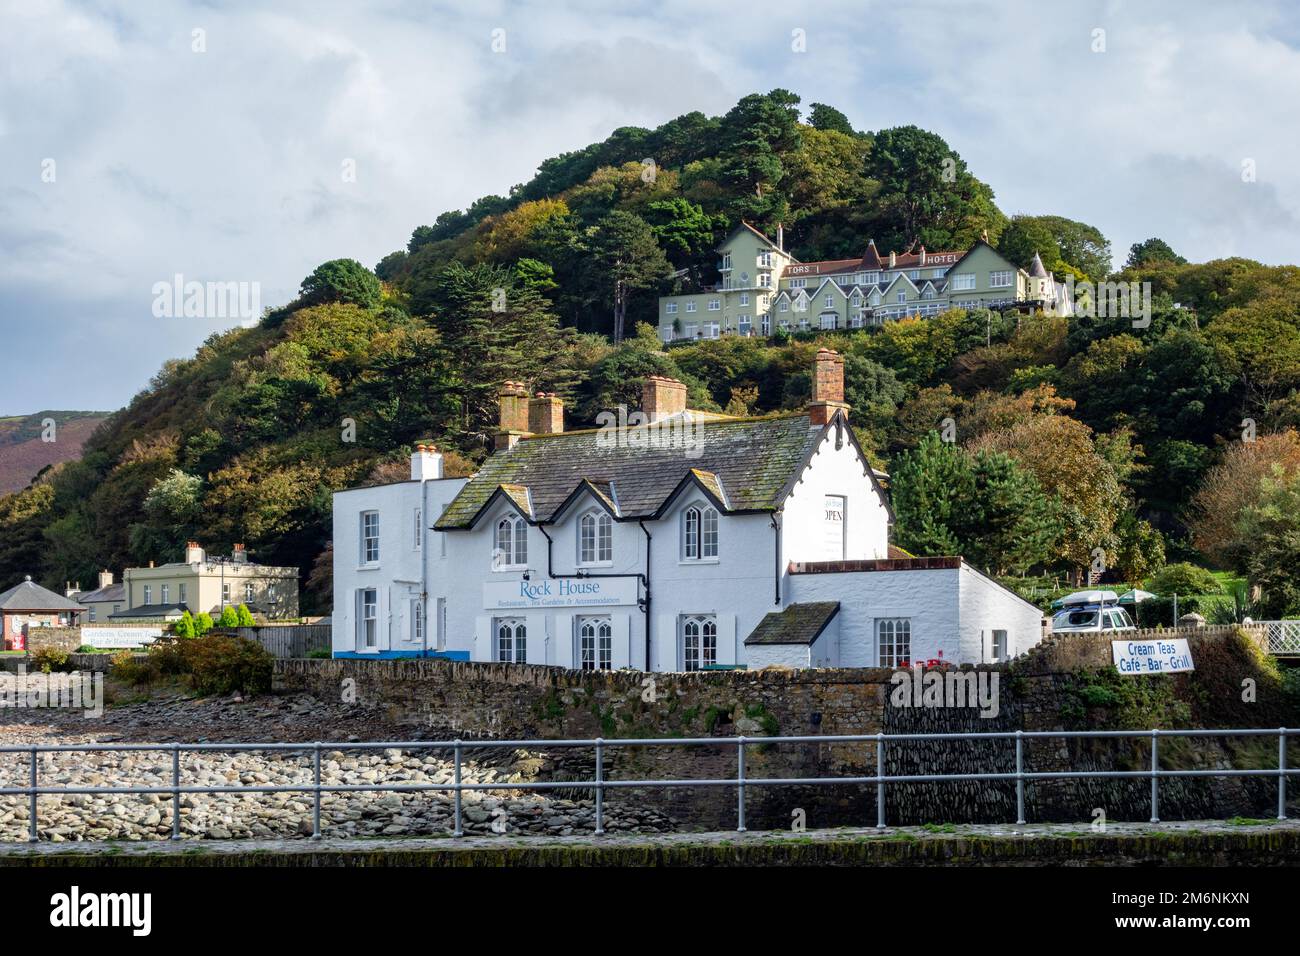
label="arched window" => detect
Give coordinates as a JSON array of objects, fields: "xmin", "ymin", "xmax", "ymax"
[
  {"xmin": 496, "ymin": 618, "xmax": 526, "ymax": 663},
  {"xmin": 578, "ymin": 617, "xmax": 613, "ymax": 670},
  {"xmin": 683, "ymin": 505, "xmax": 719, "ymax": 560},
  {"xmin": 877, "ymin": 618, "xmax": 911, "ymax": 668},
  {"xmin": 682, "ymin": 615, "xmax": 717, "ymax": 671},
  {"xmin": 494, "ymin": 516, "xmax": 527, "ymax": 568},
  {"xmin": 579, "ymin": 511, "xmax": 613, "ymax": 565}
]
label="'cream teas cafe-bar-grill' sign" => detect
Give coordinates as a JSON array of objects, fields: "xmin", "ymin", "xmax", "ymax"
[
  {"xmin": 484, "ymin": 577, "xmax": 638, "ymax": 610},
  {"xmin": 1111, "ymin": 637, "xmax": 1195, "ymax": 675}
]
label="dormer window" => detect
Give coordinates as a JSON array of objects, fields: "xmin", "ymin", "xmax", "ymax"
[
  {"xmin": 579, "ymin": 511, "xmax": 613, "ymax": 565},
  {"xmin": 682, "ymin": 505, "xmax": 719, "ymax": 560},
  {"xmin": 494, "ymin": 516, "xmax": 528, "ymax": 569}
]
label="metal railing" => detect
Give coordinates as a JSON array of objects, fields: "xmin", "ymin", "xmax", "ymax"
[{"xmin": 1, "ymin": 727, "xmax": 1295, "ymax": 843}]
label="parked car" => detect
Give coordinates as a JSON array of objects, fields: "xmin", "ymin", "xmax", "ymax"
[{"xmin": 1050, "ymin": 590, "xmax": 1137, "ymax": 634}]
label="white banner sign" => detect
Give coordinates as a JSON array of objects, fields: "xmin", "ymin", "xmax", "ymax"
[
  {"xmin": 1112, "ymin": 637, "xmax": 1194, "ymax": 675},
  {"xmin": 81, "ymin": 627, "xmax": 162, "ymax": 649},
  {"xmin": 484, "ymin": 577, "xmax": 637, "ymax": 610}
]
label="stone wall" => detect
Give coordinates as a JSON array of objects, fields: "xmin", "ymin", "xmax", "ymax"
[
  {"xmin": 274, "ymin": 625, "xmax": 1295, "ymax": 830},
  {"xmin": 23, "ymin": 627, "xmax": 82, "ymax": 654}
]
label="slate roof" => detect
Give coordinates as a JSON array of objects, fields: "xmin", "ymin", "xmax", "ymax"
[
  {"xmin": 109, "ymin": 603, "xmax": 190, "ymax": 619},
  {"xmin": 0, "ymin": 577, "xmax": 83, "ymax": 613},
  {"xmin": 77, "ymin": 582, "xmax": 125, "ymax": 604},
  {"xmin": 744, "ymin": 602, "xmax": 840, "ymax": 646},
  {"xmin": 436, "ymin": 412, "xmax": 827, "ymax": 529}
]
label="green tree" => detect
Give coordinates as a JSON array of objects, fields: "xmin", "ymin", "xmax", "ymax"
[
  {"xmin": 717, "ymin": 90, "xmax": 803, "ymax": 225},
  {"xmin": 299, "ymin": 259, "xmax": 382, "ymax": 309},
  {"xmin": 194, "ymin": 612, "xmax": 214, "ymax": 636},
  {"xmin": 807, "ymin": 103, "xmax": 855, "ymax": 135},
  {"xmin": 1239, "ymin": 475, "xmax": 1300, "ymax": 617},
  {"xmin": 585, "ymin": 211, "xmax": 671, "ymax": 344},
  {"xmin": 889, "ymin": 432, "xmax": 972, "ymax": 557},
  {"xmin": 1126, "ymin": 237, "xmax": 1187, "ymax": 269},
  {"xmin": 218, "ymin": 605, "xmax": 240, "ymax": 628},
  {"xmin": 236, "ymin": 603, "xmax": 256, "ymax": 626},
  {"xmin": 175, "ymin": 610, "xmax": 197, "ymax": 638}
]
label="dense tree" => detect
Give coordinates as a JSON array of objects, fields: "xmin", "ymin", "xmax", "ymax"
[
  {"xmin": 583, "ymin": 211, "xmax": 671, "ymax": 344},
  {"xmin": 298, "ymin": 259, "xmax": 382, "ymax": 309},
  {"xmin": 1127, "ymin": 237, "xmax": 1187, "ymax": 269},
  {"xmin": 807, "ymin": 103, "xmax": 856, "ymax": 135}
]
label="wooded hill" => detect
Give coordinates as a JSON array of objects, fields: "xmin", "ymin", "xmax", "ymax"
[{"xmin": 2, "ymin": 91, "xmax": 1298, "ymax": 616}]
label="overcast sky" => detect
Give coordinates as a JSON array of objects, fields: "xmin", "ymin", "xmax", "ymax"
[{"xmin": 3, "ymin": 0, "xmax": 1299, "ymax": 414}]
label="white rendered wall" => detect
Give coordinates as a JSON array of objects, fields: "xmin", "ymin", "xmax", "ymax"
[{"xmin": 957, "ymin": 564, "xmax": 1046, "ymax": 662}]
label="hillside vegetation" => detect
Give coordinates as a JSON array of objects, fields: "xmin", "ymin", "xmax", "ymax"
[
  {"xmin": 1, "ymin": 91, "xmax": 1298, "ymax": 617},
  {"xmin": 0, "ymin": 412, "xmax": 108, "ymax": 495}
]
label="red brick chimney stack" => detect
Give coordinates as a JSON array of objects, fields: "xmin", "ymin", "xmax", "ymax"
[
  {"xmin": 527, "ymin": 392, "xmax": 564, "ymax": 435},
  {"xmin": 641, "ymin": 375, "xmax": 688, "ymax": 423},
  {"xmin": 808, "ymin": 348, "xmax": 850, "ymax": 426}
]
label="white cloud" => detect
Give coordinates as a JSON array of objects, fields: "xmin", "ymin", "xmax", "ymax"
[{"xmin": 1, "ymin": 0, "xmax": 1299, "ymax": 411}]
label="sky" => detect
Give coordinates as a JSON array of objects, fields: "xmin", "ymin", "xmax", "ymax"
[{"xmin": 2, "ymin": 0, "xmax": 1300, "ymax": 414}]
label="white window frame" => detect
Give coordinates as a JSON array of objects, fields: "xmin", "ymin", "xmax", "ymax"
[
  {"xmin": 494, "ymin": 516, "xmax": 528, "ymax": 570},
  {"xmin": 577, "ymin": 616, "xmax": 613, "ymax": 671},
  {"xmin": 143, "ymin": 585, "xmax": 152, "ymax": 605},
  {"xmin": 991, "ymin": 629, "xmax": 1007, "ymax": 662},
  {"xmin": 178, "ymin": 583, "xmax": 186, "ymax": 604},
  {"xmin": 414, "ymin": 507, "xmax": 422, "ymax": 550},
  {"xmin": 358, "ymin": 588, "xmax": 378, "ymax": 650},
  {"xmin": 578, "ymin": 510, "xmax": 613, "ymax": 566},
  {"xmin": 244, "ymin": 582, "xmax": 254, "ymax": 603},
  {"xmin": 666, "ymin": 302, "xmax": 678, "ymax": 314},
  {"xmin": 877, "ymin": 618, "xmax": 912, "ymax": 667},
  {"xmin": 990, "ymin": 270, "xmax": 1013, "ymax": 289},
  {"xmin": 707, "ymin": 298, "xmax": 721, "ymax": 311},
  {"xmin": 221, "ymin": 583, "xmax": 230, "ymax": 605},
  {"xmin": 495, "ymin": 617, "xmax": 526, "ymax": 663},
  {"xmin": 161, "ymin": 584, "xmax": 170, "ymax": 604},
  {"xmin": 951, "ymin": 273, "xmax": 976, "ymax": 291},
  {"xmin": 412, "ymin": 599, "xmax": 425, "ymax": 644},
  {"xmin": 360, "ymin": 511, "xmax": 380, "ymax": 565},
  {"xmin": 681, "ymin": 615, "xmax": 717, "ymax": 672},
  {"xmin": 682, "ymin": 505, "xmax": 719, "ymax": 561}
]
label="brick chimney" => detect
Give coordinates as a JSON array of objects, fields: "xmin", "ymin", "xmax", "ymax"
[
  {"xmin": 495, "ymin": 381, "xmax": 531, "ymax": 450},
  {"xmin": 642, "ymin": 375, "xmax": 688, "ymax": 423},
  {"xmin": 411, "ymin": 442, "xmax": 444, "ymax": 480},
  {"xmin": 808, "ymin": 348, "xmax": 849, "ymax": 426},
  {"xmin": 185, "ymin": 541, "xmax": 205, "ymax": 564},
  {"xmin": 528, "ymin": 392, "xmax": 564, "ymax": 434},
  {"xmin": 232, "ymin": 543, "xmax": 247, "ymax": 564}
]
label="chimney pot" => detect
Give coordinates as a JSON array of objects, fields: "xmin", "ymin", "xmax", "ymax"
[
  {"xmin": 527, "ymin": 393, "xmax": 564, "ymax": 434},
  {"xmin": 641, "ymin": 375, "xmax": 688, "ymax": 423},
  {"xmin": 497, "ymin": 381, "xmax": 531, "ymax": 436},
  {"xmin": 808, "ymin": 349, "xmax": 849, "ymax": 426},
  {"xmin": 411, "ymin": 442, "xmax": 444, "ymax": 481}
]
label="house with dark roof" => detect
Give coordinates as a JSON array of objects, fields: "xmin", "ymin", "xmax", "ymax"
[
  {"xmin": 658, "ymin": 223, "xmax": 1073, "ymax": 341},
  {"xmin": 65, "ymin": 570, "xmax": 126, "ymax": 624},
  {"xmin": 330, "ymin": 350, "xmax": 1044, "ymax": 670},
  {"xmin": 0, "ymin": 576, "xmax": 83, "ymax": 651}
]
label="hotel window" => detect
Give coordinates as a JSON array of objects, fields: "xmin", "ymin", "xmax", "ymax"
[
  {"xmin": 951, "ymin": 273, "xmax": 976, "ymax": 291},
  {"xmin": 990, "ymin": 270, "xmax": 1013, "ymax": 288},
  {"xmin": 666, "ymin": 302, "xmax": 678, "ymax": 314},
  {"xmin": 758, "ymin": 273, "xmax": 771, "ymax": 288},
  {"xmin": 825, "ymin": 294, "xmax": 834, "ymax": 308},
  {"xmin": 685, "ymin": 301, "xmax": 696, "ymax": 313},
  {"xmin": 179, "ymin": 583, "xmax": 187, "ymax": 604},
  {"xmin": 779, "ymin": 300, "xmax": 789, "ymax": 312},
  {"xmin": 758, "ymin": 251, "xmax": 772, "ymax": 267},
  {"xmin": 412, "ymin": 600, "xmax": 424, "ymax": 643},
  {"xmin": 720, "ymin": 254, "xmax": 732, "ymax": 270},
  {"xmin": 161, "ymin": 584, "xmax": 170, "ymax": 604},
  {"xmin": 360, "ymin": 511, "xmax": 379, "ymax": 564},
  {"xmin": 358, "ymin": 588, "xmax": 378, "ymax": 649},
  {"xmin": 820, "ymin": 314, "xmax": 837, "ymax": 330},
  {"xmin": 877, "ymin": 618, "xmax": 911, "ymax": 667},
  {"xmin": 704, "ymin": 322, "xmax": 720, "ymax": 339},
  {"xmin": 851, "ymin": 312, "xmax": 864, "ymax": 328},
  {"xmin": 143, "ymin": 585, "xmax": 152, "ymax": 605},
  {"xmin": 495, "ymin": 618, "xmax": 526, "ymax": 663},
  {"xmin": 896, "ymin": 291, "xmax": 906, "ymax": 303},
  {"xmin": 682, "ymin": 505, "xmax": 719, "ymax": 560},
  {"xmin": 910, "ymin": 270, "xmax": 920, "ymax": 280},
  {"xmin": 579, "ymin": 511, "xmax": 613, "ymax": 565},
  {"xmin": 851, "ymin": 294, "xmax": 861, "ymax": 307},
  {"xmin": 737, "ymin": 316, "xmax": 751, "ymax": 336},
  {"xmin": 244, "ymin": 582, "xmax": 254, "ymax": 602},
  {"xmin": 932, "ymin": 268, "xmax": 947, "ymax": 278},
  {"xmin": 707, "ymin": 298, "xmax": 720, "ymax": 311},
  {"xmin": 413, "ymin": 508, "xmax": 422, "ymax": 550},
  {"xmin": 923, "ymin": 289, "xmax": 935, "ymax": 299},
  {"xmin": 738, "ymin": 292, "xmax": 749, "ymax": 306},
  {"xmin": 494, "ymin": 516, "xmax": 528, "ymax": 569},
  {"xmin": 761, "ymin": 315, "xmax": 771, "ymax": 335},
  {"xmin": 790, "ymin": 278, "xmax": 806, "ymax": 288},
  {"xmin": 682, "ymin": 615, "xmax": 717, "ymax": 672},
  {"xmin": 578, "ymin": 617, "xmax": 613, "ymax": 671},
  {"xmin": 991, "ymin": 629, "xmax": 1008, "ymax": 662}
]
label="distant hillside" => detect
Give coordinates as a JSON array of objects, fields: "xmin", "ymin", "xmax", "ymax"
[
  {"xmin": 0, "ymin": 90, "xmax": 1296, "ymax": 617},
  {"xmin": 0, "ymin": 412, "xmax": 107, "ymax": 494}
]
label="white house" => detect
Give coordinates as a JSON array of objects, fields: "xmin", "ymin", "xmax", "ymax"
[{"xmin": 331, "ymin": 350, "xmax": 1043, "ymax": 669}]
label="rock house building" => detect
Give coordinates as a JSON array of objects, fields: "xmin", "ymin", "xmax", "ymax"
[
  {"xmin": 657, "ymin": 223, "xmax": 1072, "ymax": 341},
  {"xmin": 331, "ymin": 350, "xmax": 1042, "ymax": 670}
]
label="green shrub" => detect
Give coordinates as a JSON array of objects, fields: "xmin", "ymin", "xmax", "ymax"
[
  {"xmin": 306, "ymin": 648, "xmax": 331, "ymax": 659},
  {"xmin": 181, "ymin": 635, "xmax": 273, "ymax": 696},
  {"xmin": 194, "ymin": 612, "xmax": 214, "ymax": 636},
  {"xmin": 174, "ymin": 610, "xmax": 198, "ymax": 638},
  {"xmin": 75, "ymin": 644, "xmax": 96, "ymax": 653},
  {"xmin": 217, "ymin": 605, "xmax": 240, "ymax": 628},
  {"xmin": 110, "ymin": 650, "xmax": 160, "ymax": 686},
  {"xmin": 30, "ymin": 646, "xmax": 72, "ymax": 674},
  {"xmin": 1146, "ymin": 562, "xmax": 1220, "ymax": 597},
  {"xmin": 235, "ymin": 603, "xmax": 256, "ymax": 627}
]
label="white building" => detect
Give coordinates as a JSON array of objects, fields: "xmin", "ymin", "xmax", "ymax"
[{"xmin": 331, "ymin": 351, "xmax": 1043, "ymax": 669}]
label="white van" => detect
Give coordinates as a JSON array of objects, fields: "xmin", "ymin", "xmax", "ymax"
[{"xmin": 1050, "ymin": 590, "xmax": 1137, "ymax": 634}]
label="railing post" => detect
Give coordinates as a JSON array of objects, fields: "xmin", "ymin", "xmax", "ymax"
[
  {"xmin": 453, "ymin": 740, "xmax": 463, "ymax": 838},
  {"xmin": 28, "ymin": 746, "xmax": 37, "ymax": 844},
  {"xmin": 594, "ymin": 738, "xmax": 605, "ymax": 835},
  {"xmin": 1280, "ymin": 728, "xmax": 1289, "ymax": 822},
  {"xmin": 1015, "ymin": 730, "xmax": 1026, "ymax": 825},
  {"xmin": 312, "ymin": 743, "xmax": 322, "ymax": 840},
  {"xmin": 876, "ymin": 733, "xmax": 886, "ymax": 830},
  {"xmin": 736, "ymin": 736, "xmax": 747, "ymax": 833},
  {"xmin": 1149, "ymin": 729, "xmax": 1160, "ymax": 824},
  {"xmin": 171, "ymin": 743, "xmax": 181, "ymax": 840}
]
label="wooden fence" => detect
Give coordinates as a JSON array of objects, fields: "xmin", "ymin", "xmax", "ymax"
[{"xmin": 229, "ymin": 624, "xmax": 331, "ymax": 659}]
